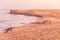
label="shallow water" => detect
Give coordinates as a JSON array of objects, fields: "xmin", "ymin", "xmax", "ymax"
[{"xmin": 0, "ymin": 10, "xmax": 38, "ymax": 34}]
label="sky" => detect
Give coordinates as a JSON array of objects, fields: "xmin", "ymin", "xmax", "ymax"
[{"xmin": 0, "ymin": 0, "xmax": 60, "ymax": 9}]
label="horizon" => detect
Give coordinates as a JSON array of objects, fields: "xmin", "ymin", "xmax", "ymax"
[{"xmin": 0, "ymin": 0, "xmax": 60, "ymax": 9}]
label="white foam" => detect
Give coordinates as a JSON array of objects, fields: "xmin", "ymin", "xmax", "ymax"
[{"xmin": 0, "ymin": 10, "xmax": 38, "ymax": 34}]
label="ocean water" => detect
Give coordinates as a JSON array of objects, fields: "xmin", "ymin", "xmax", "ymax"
[{"xmin": 0, "ymin": 10, "xmax": 38, "ymax": 34}]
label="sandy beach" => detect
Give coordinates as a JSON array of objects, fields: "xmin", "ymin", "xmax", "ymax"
[{"xmin": 0, "ymin": 9, "xmax": 60, "ymax": 40}]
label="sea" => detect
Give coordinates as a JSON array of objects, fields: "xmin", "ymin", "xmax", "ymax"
[{"xmin": 0, "ymin": 9, "xmax": 38, "ymax": 34}]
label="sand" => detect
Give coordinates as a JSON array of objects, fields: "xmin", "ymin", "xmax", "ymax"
[{"xmin": 0, "ymin": 9, "xmax": 60, "ymax": 40}]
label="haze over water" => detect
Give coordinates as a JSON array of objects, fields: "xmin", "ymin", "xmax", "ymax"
[{"xmin": 0, "ymin": 0, "xmax": 60, "ymax": 9}]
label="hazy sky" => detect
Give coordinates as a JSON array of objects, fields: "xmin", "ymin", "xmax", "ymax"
[{"xmin": 0, "ymin": 0, "xmax": 60, "ymax": 9}]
